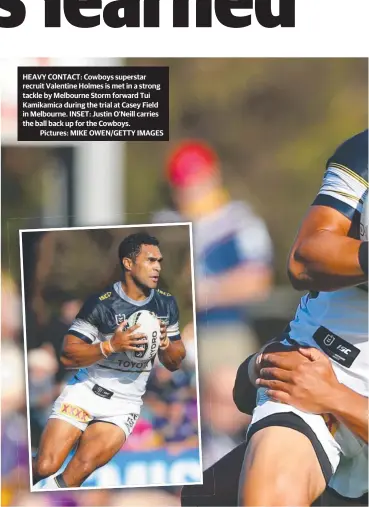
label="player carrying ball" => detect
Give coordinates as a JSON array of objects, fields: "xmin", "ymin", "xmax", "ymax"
[{"xmin": 32, "ymin": 232, "xmax": 186, "ymax": 488}]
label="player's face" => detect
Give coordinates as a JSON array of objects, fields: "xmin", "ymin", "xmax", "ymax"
[{"xmin": 131, "ymin": 244, "xmax": 163, "ymax": 289}]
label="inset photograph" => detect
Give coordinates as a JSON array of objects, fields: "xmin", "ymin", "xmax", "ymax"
[{"xmin": 19, "ymin": 223, "xmax": 201, "ymax": 491}]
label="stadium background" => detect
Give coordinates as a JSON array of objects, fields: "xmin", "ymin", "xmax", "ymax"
[{"xmin": 1, "ymin": 57, "xmax": 368, "ymax": 506}]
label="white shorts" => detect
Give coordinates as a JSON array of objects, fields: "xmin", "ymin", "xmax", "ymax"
[
  {"xmin": 248, "ymin": 389, "xmax": 368, "ymax": 497},
  {"xmin": 49, "ymin": 378, "xmax": 141, "ymax": 439}
]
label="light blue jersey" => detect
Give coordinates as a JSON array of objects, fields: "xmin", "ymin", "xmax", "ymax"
[{"xmin": 289, "ymin": 130, "xmax": 368, "ymax": 395}]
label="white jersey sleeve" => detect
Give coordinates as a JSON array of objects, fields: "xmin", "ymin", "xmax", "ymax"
[
  {"xmin": 166, "ymin": 295, "xmax": 181, "ymax": 342},
  {"xmin": 312, "ymin": 130, "xmax": 368, "ymax": 220}
]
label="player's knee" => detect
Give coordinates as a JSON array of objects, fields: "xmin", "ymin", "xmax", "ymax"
[
  {"xmin": 34, "ymin": 455, "xmax": 61, "ymax": 478},
  {"xmin": 70, "ymin": 456, "xmax": 95, "ymax": 479}
]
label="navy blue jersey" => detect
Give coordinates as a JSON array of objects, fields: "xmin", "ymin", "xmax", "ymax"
[
  {"xmin": 66, "ymin": 282, "xmax": 181, "ymax": 400},
  {"xmin": 285, "ymin": 130, "xmax": 368, "ymax": 399},
  {"xmin": 69, "ymin": 281, "xmax": 180, "ymax": 345}
]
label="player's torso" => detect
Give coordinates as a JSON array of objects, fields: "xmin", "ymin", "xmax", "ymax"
[
  {"xmin": 289, "ymin": 287, "xmax": 368, "ymax": 396},
  {"xmin": 290, "ymin": 130, "xmax": 368, "ymax": 396},
  {"xmin": 81, "ymin": 282, "xmax": 171, "ymax": 400}
]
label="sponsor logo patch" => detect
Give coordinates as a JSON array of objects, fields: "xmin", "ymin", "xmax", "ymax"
[
  {"xmin": 99, "ymin": 291, "xmax": 112, "ymax": 301},
  {"xmin": 60, "ymin": 403, "xmax": 92, "ymax": 423},
  {"xmin": 157, "ymin": 289, "xmax": 171, "ymax": 297},
  {"xmin": 133, "ymin": 342, "xmax": 148, "ymax": 359},
  {"xmin": 313, "ymin": 326, "xmax": 360, "ymax": 368},
  {"xmin": 116, "ymin": 359, "xmax": 150, "ymax": 370},
  {"xmin": 323, "ymin": 334, "xmax": 335, "ymax": 346},
  {"xmin": 115, "ymin": 313, "xmax": 127, "ymax": 326},
  {"xmin": 92, "ymin": 384, "xmax": 114, "ymax": 399},
  {"xmin": 125, "ymin": 413, "xmax": 139, "ymax": 432},
  {"xmin": 157, "ymin": 314, "xmax": 169, "ymax": 325}
]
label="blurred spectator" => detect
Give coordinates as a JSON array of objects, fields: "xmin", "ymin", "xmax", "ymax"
[
  {"xmin": 153, "ymin": 140, "xmax": 274, "ymax": 372},
  {"xmin": 26, "ymin": 291, "xmax": 83, "ymax": 450},
  {"xmin": 201, "ymin": 365, "xmax": 250, "ymax": 469},
  {"xmin": 180, "ymin": 321, "xmax": 197, "ymax": 373},
  {"xmin": 109, "ymin": 489, "xmax": 180, "ymax": 506},
  {"xmin": 144, "ymin": 360, "xmax": 199, "ymax": 451},
  {"xmin": 11, "ymin": 492, "xmax": 51, "ymax": 506},
  {"xmin": 1, "ymin": 273, "xmax": 29, "ymax": 506},
  {"xmin": 153, "ymin": 400, "xmax": 199, "ymax": 453},
  {"xmin": 1, "ymin": 271, "xmax": 22, "ymax": 341},
  {"xmin": 73, "ymin": 489, "xmax": 114, "ymax": 507},
  {"xmin": 28, "ymin": 346, "xmax": 60, "ymax": 448},
  {"xmin": 1, "ymin": 274, "xmax": 23, "ymax": 407},
  {"xmin": 124, "ymin": 416, "xmax": 162, "ymax": 451},
  {"xmin": 38, "ymin": 291, "xmax": 83, "ymax": 383}
]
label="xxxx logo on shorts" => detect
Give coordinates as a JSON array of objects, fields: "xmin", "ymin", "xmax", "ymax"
[
  {"xmin": 60, "ymin": 402, "xmax": 92, "ymax": 423},
  {"xmin": 322, "ymin": 413, "xmax": 338, "ymax": 436}
]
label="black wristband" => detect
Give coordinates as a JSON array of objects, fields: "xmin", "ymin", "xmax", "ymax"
[{"xmin": 358, "ymin": 241, "xmax": 368, "ymax": 276}]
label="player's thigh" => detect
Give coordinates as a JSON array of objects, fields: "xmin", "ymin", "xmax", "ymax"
[
  {"xmin": 34, "ymin": 418, "xmax": 82, "ymax": 472},
  {"xmin": 65, "ymin": 421, "xmax": 126, "ymax": 473},
  {"xmin": 240, "ymin": 426, "xmax": 327, "ymax": 506}
]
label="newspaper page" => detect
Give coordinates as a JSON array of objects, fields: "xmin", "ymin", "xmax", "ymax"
[{"xmin": 1, "ymin": 2, "xmax": 368, "ymax": 506}]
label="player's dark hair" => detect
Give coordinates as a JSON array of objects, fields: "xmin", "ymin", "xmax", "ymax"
[{"xmin": 118, "ymin": 233, "xmax": 159, "ymax": 271}]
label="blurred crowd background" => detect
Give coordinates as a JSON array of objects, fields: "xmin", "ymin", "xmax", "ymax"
[{"xmin": 1, "ymin": 57, "xmax": 368, "ymax": 506}]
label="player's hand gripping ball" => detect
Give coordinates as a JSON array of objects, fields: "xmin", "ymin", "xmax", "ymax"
[
  {"xmin": 360, "ymin": 191, "xmax": 368, "ymax": 241},
  {"xmin": 125, "ymin": 310, "xmax": 160, "ymax": 362}
]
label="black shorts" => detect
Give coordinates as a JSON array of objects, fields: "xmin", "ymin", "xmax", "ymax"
[
  {"xmin": 247, "ymin": 412, "xmax": 333, "ymax": 484},
  {"xmin": 181, "ymin": 416, "xmax": 367, "ymax": 507}
]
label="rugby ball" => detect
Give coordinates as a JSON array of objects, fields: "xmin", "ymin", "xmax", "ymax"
[
  {"xmin": 360, "ymin": 192, "xmax": 368, "ymax": 241},
  {"xmin": 125, "ymin": 310, "xmax": 160, "ymax": 362}
]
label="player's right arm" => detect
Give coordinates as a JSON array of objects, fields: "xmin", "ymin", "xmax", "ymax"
[
  {"xmin": 288, "ymin": 132, "xmax": 368, "ymax": 292},
  {"xmin": 61, "ymin": 334, "xmax": 110, "ymax": 368},
  {"xmin": 60, "ymin": 295, "xmax": 147, "ymax": 368}
]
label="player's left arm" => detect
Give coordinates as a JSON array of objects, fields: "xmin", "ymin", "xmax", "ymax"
[
  {"xmin": 257, "ymin": 347, "xmax": 368, "ymax": 443},
  {"xmin": 158, "ymin": 296, "xmax": 186, "ymax": 372}
]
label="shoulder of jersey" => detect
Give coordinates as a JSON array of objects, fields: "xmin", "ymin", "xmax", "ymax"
[
  {"xmin": 97, "ymin": 286, "xmax": 115, "ymax": 303},
  {"xmin": 327, "ymin": 129, "xmax": 368, "ymax": 180},
  {"xmin": 156, "ymin": 288, "xmax": 172, "ymax": 297}
]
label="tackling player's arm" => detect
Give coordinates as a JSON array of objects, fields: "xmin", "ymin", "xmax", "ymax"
[
  {"xmin": 232, "ymin": 339, "xmax": 280, "ymax": 414},
  {"xmin": 60, "ymin": 295, "xmax": 147, "ymax": 368},
  {"xmin": 157, "ymin": 296, "xmax": 186, "ymax": 372},
  {"xmin": 256, "ymin": 347, "xmax": 368, "ymax": 443},
  {"xmin": 288, "ymin": 135, "xmax": 368, "ymax": 292},
  {"xmin": 234, "ymin": 344, "xmax": 368, "ymax": 443}
]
